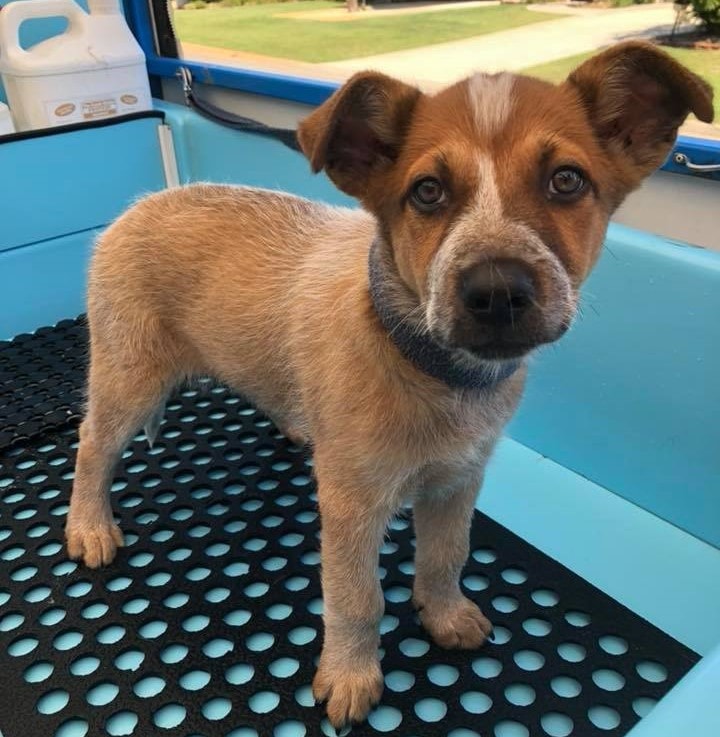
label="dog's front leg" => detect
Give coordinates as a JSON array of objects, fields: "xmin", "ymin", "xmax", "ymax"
[
  {"xmin": 412, "ymin": 479, "xmax": 494, "ymax": 648},
  {"xmin": 312, "ymin": 468, "xmax": 397, "ymax": 728}
]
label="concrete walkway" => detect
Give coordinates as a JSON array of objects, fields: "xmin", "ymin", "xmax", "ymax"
[{"xmin": 321, "ymin": 3, "xmax": 688, "ymax": 84}]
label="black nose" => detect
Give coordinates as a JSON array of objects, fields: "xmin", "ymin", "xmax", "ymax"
[{"xmin": 460, "ymin": 260, "xmax": 536, "ymax": 325}]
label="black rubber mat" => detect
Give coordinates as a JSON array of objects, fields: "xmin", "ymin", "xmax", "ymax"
[
  {"xmin": 0, "ymin": 317, "xmax": 88, "ymax": 450},
  {"xmin": 0, "ymin": 318, "xmax": 699, "ymax": 737}
]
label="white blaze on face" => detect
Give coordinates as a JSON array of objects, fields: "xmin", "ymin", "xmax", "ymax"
[
  {"xmin": 427, "ymin": 72, "xmax": 516, "ymax": 293},
  {"xmin": 468, "ymin": 152, "xmax": 505, "ymax": 230},
  {"xmin": 428, "ymin": 152, "xmax": 505, "ymax": 301},
  {"xmin": 467, "ymin": 72, "xmax": 515, "ymax": 138},
  {"xmin": 426, "ymin": 152, "xmax": 508, "ymax": 333}
]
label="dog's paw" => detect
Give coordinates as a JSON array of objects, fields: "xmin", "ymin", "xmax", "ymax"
[
  {"xmin": 66, "ymin": 520, "xmax": 124, "ymax": 568},
  {"xmin": 313, "ymin": 658, "xmax": 384, "ymax": 729},
  {"xmin": 417, "ymin": 594, "xmax": 493, "ymax": 649}
]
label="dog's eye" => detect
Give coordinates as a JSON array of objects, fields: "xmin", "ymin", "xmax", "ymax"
[
  {"xmin": 548, "ymin": 167, "xmax": 586, "ymax": 198},
  {"xmin": 410, "ymin": 177, "xmax": 446, "ymax": 211}
]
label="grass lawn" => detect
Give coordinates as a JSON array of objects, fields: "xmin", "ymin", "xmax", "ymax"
[
  {"xmin": 174, "ymin": 0, "xmax": 549, "ymax": 63},
  {"xmin": 522, "ymin": 47, "xmax": 720, "ymax": 120}
]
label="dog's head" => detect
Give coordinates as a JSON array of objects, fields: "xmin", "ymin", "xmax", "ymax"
[{"xmin": 298, "ymin": 42, "xmax": 713, "ymax": 362}]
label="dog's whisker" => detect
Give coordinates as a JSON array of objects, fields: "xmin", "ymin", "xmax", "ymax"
[{"xmin": 386, "ymin": 304, "xmax": 427, "ymax": 341}]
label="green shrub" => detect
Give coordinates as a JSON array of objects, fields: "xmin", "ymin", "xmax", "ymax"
[{"xmin": 689, "ymin": 0, "xmax": 720, "ymax": 33}]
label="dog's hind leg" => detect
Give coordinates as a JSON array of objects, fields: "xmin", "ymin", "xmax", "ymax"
[{"xmin": 66, "ymin": 342, "xmax": 175, "ymax": 568}]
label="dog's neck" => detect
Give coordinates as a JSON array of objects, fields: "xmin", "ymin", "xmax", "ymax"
[{"xmin": 368, "ymin": 238, "xmax": 521, "ymax": 391}]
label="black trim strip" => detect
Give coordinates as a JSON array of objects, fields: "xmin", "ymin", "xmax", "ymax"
[
  {"xmin": 0, "ymin": 110, "xmax": 166, "ymax": 145},
  {"xmin": 150, "ymin": 0, "xmax": 180, "ymax": 59}
]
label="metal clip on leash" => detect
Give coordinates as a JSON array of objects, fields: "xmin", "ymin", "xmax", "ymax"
[{"xmin": 175, "ymin": 66, "xmax": 301, "ymax": 153}]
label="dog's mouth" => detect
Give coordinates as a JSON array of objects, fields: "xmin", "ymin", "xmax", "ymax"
[
  {"xmin": 436, "ymin": 334, "xmax": 537, "ymax": 362},
  {"xmin": 432, "ymin": 320, "xmax": 571, "ymax": 362},
  {"xmin": 461, "ymin": 340, "xmax": 537, "ymax": 361}
]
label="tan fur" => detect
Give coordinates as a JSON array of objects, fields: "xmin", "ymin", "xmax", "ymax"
[{"xmin": 66, "ymin": 42, "xmax": 712, "ymax": 728}]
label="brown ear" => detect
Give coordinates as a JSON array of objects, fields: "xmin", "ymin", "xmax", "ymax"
[
  {"xmin": 297, "ymin": 71, "xmax": 421, "ymax": 198},
  {"xmin": 565, "ymin": 41, "xmax": 714, "ymax": 184}
]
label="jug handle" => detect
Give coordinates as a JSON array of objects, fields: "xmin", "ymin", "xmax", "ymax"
[{"xmin": 0, "ymin": 0, "xmax": 87, "ymax": 62}]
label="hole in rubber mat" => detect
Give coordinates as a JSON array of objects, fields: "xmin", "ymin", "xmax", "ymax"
[
  {"xmin": 599, "ymin": 634, "xmax": 629, "ymax": 655},
  {"xmin": 414, "ymin": 696, "xmax": 447, "ymax": 722},
  {"xmin": 275, "ymin": 721, "xmax": 306, "ymax": 737},
  {"xmin": 385, "ymin": 670, "xmax": 415, "ymax": 693},
  {"xmin": 180, "ymin": 669, "xmax": 211, "ymax": 691},
  {"xmin": 472, "ymin": 656, "xmax": 503, "ymax": 679},
  {"xmin": 588, "ymin": 705, "xmax": 622, "ymax": 730},
  {"xmin": 633, "ymin": 696, "xmax": 657, "ymax": 718},
  {"xmin": 55, "ymin": 718, "xmax": 90, "ymax": 737},
  {"xmin": 133, "ymin": 676, "xmax": 166, "ymax": 699},
  {"xmin": 105, "ymin": 711, "xmax": 139, "ymax": 737},
  {"xmin": 86, "ymin": 682, "xmax": 119, "ymax": 707},
  {"xmin": 551, "ymin": 676, "xmax": 582, "ymax": 699},
  {"xmin": 505, "ymin": 683, "xmax": 536, "ymax": 707},
  {"xmin": 0, "ymin": 317, "xmax": 701, "ymax": 736},
  {"xmin": 427, "ymin": 663, "xmax": 459, "ymax": 686},
  {"xmin": 202, "ymin": 697, "xmax": 232, "ymax": 721},
  {"xmin": 24, "ymin": 661, "xmax": 54, "ymax": 683},
  {"xmin": 495, "ymin": 721, "xmax": 530, "ymax": 737},
  {"xmin": 541, "ymin": 712, "xmax": 574, "ymax": 737},
  {"xmin": 153, "ymin": 703, "xmax": 186, "ymax": 729}
]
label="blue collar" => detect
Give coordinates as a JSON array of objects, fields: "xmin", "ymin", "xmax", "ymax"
[{"xmin": 368, "ymin": 239, "xmax": 521, "ymax": 391}]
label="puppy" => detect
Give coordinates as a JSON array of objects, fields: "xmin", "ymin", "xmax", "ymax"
[{"xmin": 65, "ymin": 42, "xmax": 712, "ymax": 728}]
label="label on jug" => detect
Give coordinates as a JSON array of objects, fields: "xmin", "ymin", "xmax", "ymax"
[
  {"xmin": 44, "ymin": 87, "xmax": 147, "ymax": 127},
  {"xmin": 82, "ymin": 98, "xmax": 118, "ymax": 120},
  {"xmin": 54, "ymin": 103, "xmax": 76, "ymax": 118}
]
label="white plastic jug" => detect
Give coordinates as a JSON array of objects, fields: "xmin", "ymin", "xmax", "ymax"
[
  {"xmin": 0, "ymin": 0, "xmax": 152, "ymax": 131},
  {"xmin": 0, "ymin": 100, "xmax": 15, "ymax": 135}
]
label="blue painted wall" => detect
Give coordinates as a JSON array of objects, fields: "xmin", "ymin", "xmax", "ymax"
[
  {"xmin": 0, "ymin": 115, "xmax": 167, "ymax": 335},
  {"xmin": 1, "ymin": 116, "xmax": 166, "ymax": 251}
]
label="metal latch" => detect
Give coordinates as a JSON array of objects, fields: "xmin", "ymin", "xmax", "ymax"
[{"xmin": 673, "ymin": 152, "xmax": 720, "ymax": 173}]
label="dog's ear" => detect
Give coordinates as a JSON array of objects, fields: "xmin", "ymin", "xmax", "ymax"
[
  {"xmin": 565, "ymin": 41, "xmax": 713, "ymax": 187},
  {"xmin": 297, "ymin": 72, "xmax": 421, "ymax": 198}
]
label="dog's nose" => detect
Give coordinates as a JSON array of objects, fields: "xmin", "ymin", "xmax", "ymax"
[{"xmin": 460, "ymin": 260, "xmax": 536, "ymax": 325}]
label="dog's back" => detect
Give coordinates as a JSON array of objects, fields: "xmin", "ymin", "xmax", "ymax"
[{"xmin": 88, "ymin": 183, "xmax": 371, "ymax": 426}]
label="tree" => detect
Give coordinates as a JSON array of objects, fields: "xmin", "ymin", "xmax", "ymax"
[{"xmin": 690, "ymin": 0, "xmax": 720, "ymax": 33}]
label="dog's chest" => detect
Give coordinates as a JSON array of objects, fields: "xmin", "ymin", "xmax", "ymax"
[
  {"xmin": 411, "ymin": 449, "xmax": 488, "ymax": 497},
  {"xmin": 381, "ymin": 391, "xmax": 507, "ymax": 482}
]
